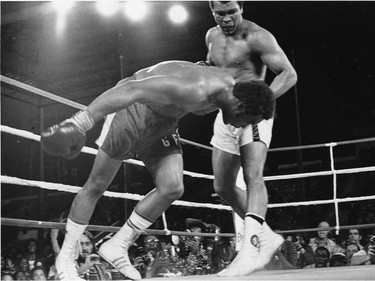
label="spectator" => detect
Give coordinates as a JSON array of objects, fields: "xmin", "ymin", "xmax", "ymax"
[
  {"xmin": 202, "ymin": 223, "xmax": 218, "ymax": 269},
  {"xmin": 364, "ymin": 232, "xmax": 375, "ymax": 264},
  {"xmin": 76, "ymin": 231, "xmax": 111, "ymax": 280},
  {"xmin": 310, "ymin": 221, "xmax": 343, "ymax": 257},
  {"xmin": 132, "ymin": 235, "xmax": 163, "ymax": 278},
  {"xmin": 348, "ymin": 232, "xmax": 374, "ymax": 266},
  {"xmin": 265, "ymin": 250, "xmax": 296, "ymax": 270},
  {"xmin": 347, "ymin": 228, "xmax": 364, "ymax": 250},
  {"xmin": 145, "ymin": 237, "xmax": 181, "ymax": 278},
  {"xmin": 47, "ymin": 228, "xmax": 111, "ymax": 280},
  {"xmin": 169, "ymin": 218, "xmax": 211, "ymax": 276},
  {"xmin": 304, "ymin": 246, "xmax": 330, "ymax": 268},
  {"xmin": 344, "ymin": 243, "xmax": 361, "ymax": 264},
  {"xmin": 280, "ymin": 235, "xmax": 298, "ymax": 268},
  {"xmin": 184, "ymin": 218, "xmax": 211, "ymax": 275},
  {"xmin": 295, "ymin": 236, "xmax": 315, "ymax": 268},
  {"xmin": 336, "ymin": 236, "xmax": 348, "ymax": 250},
  {"xmin": 23, "ymin": 239, "xmax": 42, "ymax": 270},
  {"xmin": 49, "ymin": 228, "xmax": 61, "ymax": 258},
  {"xmin": 1, "ymin": 274, "xmax": 14, "ymax": 281},
  {"xmin": 350, "ymin": 250, "xmax": 372, "ymax": 266},
  {"xmin": 13, "ymin": 271, "xmax": 27, "ymax": 281},
  {"xmin": 1, "ymin": 256, "xmax": 16, "ymax": 277},
  {"xmin": 184, "ymin": 218, "xmax": 206, "ymax": 254},
  {"xmin": 15, "ymin": 258, "xmax": 30, "ymax": 280},
  {"xmin": 33, "ymin": 260, "xmax": 45, "ymax": 272},
  {"xmin": 30, "ymin": 266, "xmax": 47, "ymax": 281},
  {"xmin": 329, "ymin": 253, "xmax": 347, "ymax": 267},
  {"xmin": 210, "ymin": 237, "xmax": 236, "ymax": 273},
  {"xmin": 143, "ymin": 235, "xmax": 162, "ymax": 255}
]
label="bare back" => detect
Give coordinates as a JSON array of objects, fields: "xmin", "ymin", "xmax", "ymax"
[
  {"xmin": 123, "ymin": 61, "xmax": 235, "ymax": 118},
  {"xmin": 87, "ymin": 61, "xmax": 238, "ymax": 123}
]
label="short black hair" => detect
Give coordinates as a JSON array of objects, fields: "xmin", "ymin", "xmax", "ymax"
[
  {"xmin": 185, "ymin": 218, "xmax": 206, "ymax": 233},
  {"xmin": 31, "ymin": 266, "xmax": 47, "ymax": 277},
  {"xmin": 315, "ymin": 246, "xmax": 330, "ymax": 258},
  {"xmin": 329, "ymin": 253, "xmax": 347, "ymax": 267},
  {"xmin": 209, "ymin": 1, "xmax": 244, "ymax": 10},
  {"xmin": 233, "ymin": 80, "xmax": 275, "ymax": 120}
]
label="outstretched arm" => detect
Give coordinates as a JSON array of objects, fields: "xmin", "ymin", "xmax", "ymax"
[
  {"xmin": 86, "ymin": 75, "xmax": 197, "ymax": 122},
  {"xmin": 255, "ymin": 30, "xmax": 297, "ymax": 98},
  {"xmin": 41, "ymin": 75, "xmax": 192, "ymax": 159}
]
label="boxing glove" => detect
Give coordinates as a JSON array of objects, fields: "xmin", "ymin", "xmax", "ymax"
[{"xmin": 41, "ymin": 110, "xmax": 95, "ymax": 159}]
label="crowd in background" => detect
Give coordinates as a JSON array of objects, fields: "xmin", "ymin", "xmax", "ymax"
[{"xmin": 2, "ymin": 214, "xmax": 375, "ymax": 280}]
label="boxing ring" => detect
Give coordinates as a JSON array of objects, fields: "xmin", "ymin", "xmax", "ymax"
[{"xmin": 2, "ymin": 75, "xmax": 375, "ymax": 280}]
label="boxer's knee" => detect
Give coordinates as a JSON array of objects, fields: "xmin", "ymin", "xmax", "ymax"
[
  {"xmin": 84, "ymin": 174, "xmax": 111, "ymax": 199},
  {"xmin": 158, "ymin": 179, "xmax": 184, "ymax": 202}
]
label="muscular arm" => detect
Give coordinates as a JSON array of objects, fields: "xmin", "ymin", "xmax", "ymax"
[
  {"xmin": 255, "ymin": 30, "xmax": 297, "ymax": 98},
  {"xmin": 205, "ymin": 29, "xmax": 215, "ymax": 66}
]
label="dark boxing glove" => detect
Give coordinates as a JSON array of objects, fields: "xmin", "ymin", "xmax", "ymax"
[{"xmin": 41, "ymin": 110, "xmax": 95, "ymax": 159}]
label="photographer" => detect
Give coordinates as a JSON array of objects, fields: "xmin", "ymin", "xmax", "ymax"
[
  {"xmin": 76, "ymin": 231, "xmax": 111, "ymax": 280},
  {"xmin": 351, "ymin": 232, "xmax": 375, "ymax": 266},
  {"xmin": 366, "ymin": 233, "xmax": 375, "ymax": 264},
  {"xmin": 49, "ymin": 228, "xmax": 111, "ymax": 280},
  {"xmin": 172, "ymin": 218, "xmax": 211, "ymax": 275}
]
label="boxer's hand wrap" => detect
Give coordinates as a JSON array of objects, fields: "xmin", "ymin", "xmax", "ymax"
[
  {"xmin": 195, "ymin": 61, "xmax": 211, "ymax": 66},
  {"xmin": 41, "ymin": 110, "xmax": 95, "ymax": 159},
  {"xmin": 62, "ymin": 110, "xmax": 95, "ymax": 132}
]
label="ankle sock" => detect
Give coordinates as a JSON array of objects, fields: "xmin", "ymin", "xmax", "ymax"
[
  {"xmin": 113, "ymin": 211, "xmax": 154, "ymax": 242},
  {"xmin": 245, "ymin": 213, "xmax": 265, "ymax": 225},
  {"xmin": 66, "ymin": 218, "xmax": 87, "ymax": 239},
  {"xmin": 127, "ymin": 211, "xmax": 154, "ymax": 231}
]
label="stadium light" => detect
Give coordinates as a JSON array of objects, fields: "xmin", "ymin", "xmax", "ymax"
[
  {"xmin": 51, "ymin": 1, "xmax": 75, "ymax": 15},
  {"xmin": 123, "ymin": 1, "xmax": 148, "ymax": 22},
  {"xmin": 168, "ymin": 5, "xmax": 188, "ymax": 24},
  {"xmin": 50, "ymin": 1, "xmax": 75, "ymax": 34},
  {"xmin": 96, "ymin": 1, "xmax": 120, "ymax": 16}
]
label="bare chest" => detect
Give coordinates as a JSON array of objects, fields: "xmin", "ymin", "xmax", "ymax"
[
  {"xmin": 209, "ymin": 35, "xmax": 265, "ymax": 79},
  {"xmin": 210, "ymin": 36, "xmax": 249, "ymax": 65}
]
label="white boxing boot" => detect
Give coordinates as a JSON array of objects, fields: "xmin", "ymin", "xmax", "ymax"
[
  {"xmin": 55, "ymin": 219, "xmax": 86, "ymax": 281},
  {"xmin": 98, "ymin": 219, "xmax": 143, "ymax": 280},
  {"xmin": 218, "ymin": 216, "xmax": 261, "ymax": 277},
  {"xmin": 255, "ymin": 222, "xmax": 284, "ymax": 270}
]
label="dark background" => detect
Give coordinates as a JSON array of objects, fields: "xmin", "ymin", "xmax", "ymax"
[{"xmin": 1, "ymin": 1, "xmax": 375, "ymax": 243}]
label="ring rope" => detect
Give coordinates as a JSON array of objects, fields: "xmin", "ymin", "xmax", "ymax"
[
  {"xmin": 0, "ymin": 75, "xmax": 212, "ymax": 151},
  {"xmin": 3, "ymin": 175, "xmax": 375, "ymax": 210},
  {"xmin": 0, "ymin": 175, "xmax": 231, "ymax": 210},
  {"xmin": 269, "ymin": 138, "xmax": 375, "ymax": 152},
  {"xmin": 330, "ymin": 145, "xmax": 340, "ymax": 234},
  {"xmin": 2, "ymin": 125, "xmax": 375, "ymax": 233},
  {"xmin": 3, "ymin": 75, "xmax": 375, "ymax": 153},
  {"xmin": 1, "ymin": 75, "xmax": 86, "ymax": 110},
  {"xmin": 0, "ymin": 218, "xmax": 234, "ymax": 238},
  {"xmin": 0, "ymin": 125, "xmax": 214, "ymax": 180},
  {"xmin": 2, "ymin": 75, "xmax": 375, "ymax": 236},
  {"xmin": 2, "ymin": 218, "xmax": 375, "ymax": 237},
  {"xmin": 2, "ymin": 125, "xmax": 375, "ymax": 182}
]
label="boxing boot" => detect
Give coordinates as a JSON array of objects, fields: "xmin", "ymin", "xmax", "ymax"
[
  {"xmin": 218, "ymin": 216, "xmax": 261, "ymax": 277},
  {"xmin": 256, "ymin": 222, "xmax": 284, "ymax": 270},
  {"xmin": 98, "ymin": 222, "xmax": 142, "ymax": 280},
  {"xmin": 55, "ymin": 219, "xmax": 86, "ymax": 281}
]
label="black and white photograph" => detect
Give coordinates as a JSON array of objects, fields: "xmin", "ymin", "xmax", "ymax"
[{"xmin": 1, "ymin": 1, "xmax": 375, "ymax": 280}]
